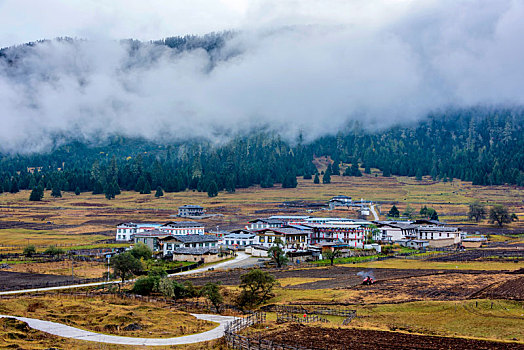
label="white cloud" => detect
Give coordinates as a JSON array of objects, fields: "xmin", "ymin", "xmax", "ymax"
[{"xmin": 0, "ymin": 0, "xmax": 523, "ymax": 153}]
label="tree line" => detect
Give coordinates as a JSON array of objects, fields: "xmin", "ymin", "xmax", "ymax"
[{"xmin": 0, "ymin": 109, "xmax": 522, "ymax": 201}]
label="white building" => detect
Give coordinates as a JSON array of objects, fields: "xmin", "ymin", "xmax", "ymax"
[
  {"xmin": 374, "ymin": 222, "xmax": 418, "ymax": 242},
  {"xmin": 412, "ymin": 219, "xmax": 461, "ymax": 247},
  {"xmin": 307, "ymin": 223, "xmax": 369, "ymax": 248},
  {"xmin": 178, "ymin": 205, "xmax": 205, "ymax": 217},
  {"xmin": 254, "ymin": 227, "xmax": 310, "ymax": 250},
  {"xmin": 222, "ymin": 231, "xmax": 256, "ymax": 248},
  {"xmin": 116, "ymin": 222, "xmax": 161, "ymax": 241},
  {"xmin": 247, "ymin": 218, "xmax": 285, "ymax": 230},
  {"xmin": 159, "ymin": 221, "xmax": 205, "ymax": 235}
]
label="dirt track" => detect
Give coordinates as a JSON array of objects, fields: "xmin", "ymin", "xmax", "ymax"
[
  {"xmin": 180, "ymin": 266, "xmax": 523, "ymax": 302},
  {"xmin": 0, "ymin": 271, "xmax": 76, "ymax": 291},
  {"xmin": 263, "ymin": 324, "xmax": 524, "ymax": 350}
]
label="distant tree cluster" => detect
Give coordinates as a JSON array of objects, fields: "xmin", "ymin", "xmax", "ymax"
[{"xmin": 0, "ymin": 109, "xmax": 522, "ymax": 202}]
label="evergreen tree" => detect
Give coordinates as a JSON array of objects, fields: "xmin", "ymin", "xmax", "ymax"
[
  {"xmin": 135, "ymin": 176, "xmax": 146, "ymax": 193},
  {"xmin": 155, "ymin": 186, "xmax": 164, "ymax": 198},
  {"xmin": 303, "ymin": 171, "xmax": 312, "ymax": 180},
  {"xmin": 282, "ymin": 172, "xmax": 297, "ymax": 188},
  {"xmin": 314, "ymin": 173, "xmax": 320, "ymax": 184},
  {"xmin": 225, "ymin": 176, "xmax": 236, "ymax": 193},
  {"xmin": 331, "ymin": 161, "xmax": 340, "ymax": 175},
  {"xmin": 92, "ymin": 181, "xmax": 104, "ymax": 195},
  {"xmin": 364, "ymin": 165, "xmax": 371, "ymax": 174},
  {"xmin": 207, "ymin": 181, "xmax": 218, "ymax": 197},
  {"xmin": 75, "ymin": 186, "xmax": 81, "ymax": 195},
  {"xmin": 104, "ymin": 181, "xmax": 116, "ymax": 200},
  {"xmin": 420, "ymin": 206, "xmax": 428, "ymax": 217},
  {"xmin": 51, "ymin": 184, "xmax": 62, "ymax": 198},
  {"xmin": 415, "ymin": 169, "xmax": 423, "ymax": 181},
  {"xmin": 29, "ymin": 185, "xmax": 44, "ymax": 201},
  {"xmin": 388, "ymin": 205, "xmax": 400, "ymax": 218},
  {"xmin": 142, "ymin": 180, "xmax": 151, "ymax": 194},
  {"xmin": 322, "ymin": 170, "xmax": 331, "ymax": 184},
  {"xmin": 9, "ymin": 179, "xmax": 19, "ymax": 193}
]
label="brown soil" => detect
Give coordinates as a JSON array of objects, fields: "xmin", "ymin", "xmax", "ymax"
[
  {"xmin": 262, "ymin": 324, "xmax": 524, "ymax": 350},
  {"xmin": 0, "ymin": 271, "xmax": 79, "ymax": 291},
  {"xmin": 475, "ymin": 276, "xmax": 524, "ymax": 300}
]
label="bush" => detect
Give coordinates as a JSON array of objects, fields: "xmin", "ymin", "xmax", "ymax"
[
  {"xmin": 23, "ymin": 245, "xmax": 36, "ymax": 257},
  {"xmin": 44, "ymin": 246, "xmax": 64, "ymax": 256},
  {"xmin": 237, "ymin": 269, "xmax": 277, "ymax": 308},
  {"xmin": 132, "ymin": 276, "xmax": 157, "ymax": 296},
  {"xmin": 130, "ymin": 243, "xmax": 153, "ymax": 260}
]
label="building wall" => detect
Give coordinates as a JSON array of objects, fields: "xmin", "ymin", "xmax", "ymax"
[
  {"xmin": 427, "ymin": 238, "xmax": 456, "ymax": 248},
  {"xmin": 171, "ymin": 253, "xmax": 222, "ymax": 263}
]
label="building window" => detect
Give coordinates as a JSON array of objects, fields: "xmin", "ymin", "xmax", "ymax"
[
  {"xmin": 259, "ymin": 237, "xmax": 265, "ymax": 243},
  {"xmin": 268, "ymin": 237, "xmax": 273, "ymax": 243}
]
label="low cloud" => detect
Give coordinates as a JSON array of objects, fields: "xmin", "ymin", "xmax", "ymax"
[{"xmin": 1, "ymin": 0, "xmax": 523, "ymax": 153}]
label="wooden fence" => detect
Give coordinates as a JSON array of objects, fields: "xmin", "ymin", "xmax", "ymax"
[
  {"xmin": 225, "ymin": 313, "xmax": 329, "ymax": 350},
  {"xmin": 276, "ymin": 313, "xmax": 328, "ymax": 324},
  {"xmin": 265, "ymin": 304, "xmax": 356, "ymax": 318}
]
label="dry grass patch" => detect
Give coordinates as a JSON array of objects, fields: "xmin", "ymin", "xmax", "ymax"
[
  {"xmin": 7, "ymin": 260, "xmax": 107, "ymax": 278},
  {"xmin": 277, "ymin": 277, "xmax": 333, "ymax": 287},
  {"xmin": 0, "ymin": 294, "xmax": 216, "ymax": 338}
]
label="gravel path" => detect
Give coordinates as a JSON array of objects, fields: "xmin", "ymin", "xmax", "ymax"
[
  {"xmin": 0, "ymin": 251, "xmax": 250, "ymax": 295},
  {"xmin": 0, "ymin": 313, "xmax": 236, "ymax": 346}
]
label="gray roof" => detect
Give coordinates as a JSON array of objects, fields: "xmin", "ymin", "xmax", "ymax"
[
  {"xmin": 172, "ymin": 247, "xmax": 218, "ymax": 255},
  {"xmin": 249, "ymin": 218, "xmax": 285, "ymax": 225},
  {"xmin": 134, "ymin": 230, "xmax": 170, "ymax": 238},
  {"xmin": 375, "ymin": 222, "xmax": 418, "ymax": 230},
  {"xmin": 161, "ymin": 221, "xmax": 203, "ymax": 228},
  {"xmin": 179, "ymin": 205, "xmax": 204, "ymax": 209},
  {"xmin": 255, "ymin": 227, "xmax": 311, "ymax": 235},
  {"xmin": 164, "ymin": 234, "xmax": 219, "ymax": 244},
  {"xmin": 418, "ymin": 226, "xmax": 459, "ymax": 232},
  {"xmin": 224, "ymin": 233, "xmax": 256, "ymax": 239}
]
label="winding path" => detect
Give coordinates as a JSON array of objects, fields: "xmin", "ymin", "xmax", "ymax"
[
  {"xmin": 369, "ymin": 204, "xmax": 379, "ymax": 221},
  {"xmin": 0, "ymin": 313, "xmax": 236, "ymax": 346},
  {"xmin": 0, "ymin": 251, "xmax": 250, "ymax": 295}
]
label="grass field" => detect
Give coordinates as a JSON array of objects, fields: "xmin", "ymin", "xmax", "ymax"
[
  {"xmin": 0, "ymin": 294, "xmax": 216, "ymax": 338},
  {"xmin": 0, "ymin": 173, "xmax": 522, "ymax": 249},
  {"xmin": 348, "ymin": 258, "xmax": 523, "ymax": 271},
  {"xmin": 352, "ymin": 299, "xmax": 524, "ymax": 343}
]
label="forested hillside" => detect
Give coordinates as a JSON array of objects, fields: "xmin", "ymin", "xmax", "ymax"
[{"xmin": 0, "ymin": 108, "xmax": 522, "ymax": 200}]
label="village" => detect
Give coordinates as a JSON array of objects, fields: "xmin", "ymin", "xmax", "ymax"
[{"xmin": 115, "ymin": 196, "xmax": 478, "ymax": 266}]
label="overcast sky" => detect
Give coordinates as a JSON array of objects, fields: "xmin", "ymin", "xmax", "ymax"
[
  {"xmin": 0, "ymin": 0, "xmax": 523, "ymax": 153},
  {"xmin": 0, "ymin": 0, "xmax": 427, "ymax": 48}
]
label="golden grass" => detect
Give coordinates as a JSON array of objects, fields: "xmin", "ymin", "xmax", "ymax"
[
  {"xmin": 348, "ymin": 258, "xmax": 524, "ymax": 271},
  {"xmin": 6, "ymin": 260, "xmax": 107, "ymax": 278},
  {"xmin": 277, "ymin": 277, "xmax": 333, "ymax": 287},
  {"xmin": 351, "ymin": 300, "xmax": 524, "ymax": 343},
  {"xmin": 0, "ymin": 294, "xmax": 216, "ymax": 339},
  {"xmin": 0, "ymin": 174, "xmax": 522, "ymax": 249}
]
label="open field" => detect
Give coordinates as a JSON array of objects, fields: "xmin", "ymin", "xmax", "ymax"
[
  {"xmin": 0, "ymin": 317, "xmax": 228, "ymax": 350},
  {"xmin": 260, "ymin": 322, "xmax": 524, "ymax": 350},
  {"xmin": 4, "ymin": 259, "xmax": 107, "ymax": 278},
  {"xmin": 0, "ymin": 173, "xmax": 522, "ymax": 249},
  {"xmin": 0, "ymin": 294, "xmax": 216, "ymax": 338}
]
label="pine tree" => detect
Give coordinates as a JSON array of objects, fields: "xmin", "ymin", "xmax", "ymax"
[
  {"xmin": 104, "ymin": 181, "xmax": 116, "ymax": 200},
  {"xmin": 415, "ymin": 169, "xmax": 423, "ymax": 181},
  {"xmin": 155, "ymin": 186, "xmax": 164, "ymax": 198},
  {"xmin": 332, "ymin": 161, "xmax": 340, "ymax": 175},
  {"xmin": 388, "ymin": 205, "xmax": 400, "ymax": 217},
  {"xmin": 29, "ymin": 185, "xmax": 44, "ymax": 201},
  {"xmin": 9, "ymin": 179, "xmax": 19, "ymax": 193},
  {"xmin": 92, "ymin": 181, "xmax": 104, "ymax": 195},
  {"xmin": 135, "ymin": 176, "xmax": 146, "ymax": 193},
  {"xmin": 75, "ymin": 187, "xmax": 81, "ymax": 195},
  {"xmin": 142, "ymin": 180, "xmax": 151, "ymax": 194},
  {"xmin": 322, "ymin": 171, "xmax": 331, "ymax": 184},
  {"xmin": 51, "ymin": 184, "xmax": 62, "ymax": 198},
  {"xmin": 314, "ymin": 173, "xmax": 320, "ymax": 184},
  {"xmin": 207, "ymin": 181, "xmax": 218, "ymax": 197}
]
